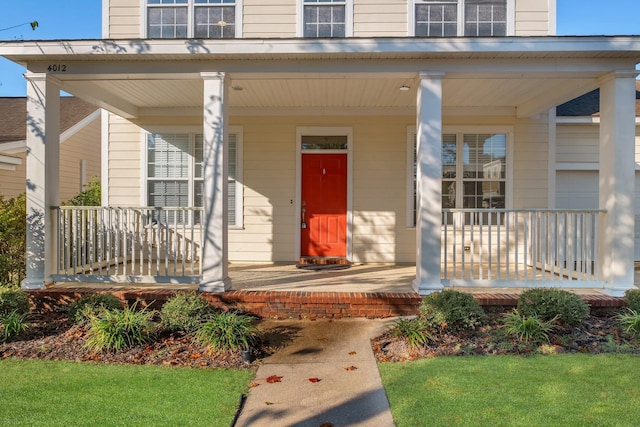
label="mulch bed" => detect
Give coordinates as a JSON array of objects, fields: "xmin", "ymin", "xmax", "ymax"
[{"xmin": 373, "ymin": 308, "xmax": 640, "ymax": 362}]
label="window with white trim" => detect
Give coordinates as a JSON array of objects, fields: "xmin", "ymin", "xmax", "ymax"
[
  {"xmin": 146, "ymin": 0, "xmax": 239, "ymax": 39},
  {"xmin": 146, "ymin": 130, "xmax": 242, "ymax": 227},
  {"xmin": 412, "ymin": 0, "xmax": 508, "ymax": 37},
  {"xmin": 408, "ymin": 131, "xmax": 508, "ymax": 226},
  {"xmin": 302, "ymin": 0, "xmax": 349, "ymax": 37}
]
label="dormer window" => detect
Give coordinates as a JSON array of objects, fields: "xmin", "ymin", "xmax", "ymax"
[
  {"xmin": 300, "ymin": 0, "xmax": 353, "ymax": 38},
  {"xmin": 147, "ymin": 0, "xmax": 240, "ymax": 39},
  {"xmin": 412, "ymin": 0, "xmax": 510, "ymax": 37}
]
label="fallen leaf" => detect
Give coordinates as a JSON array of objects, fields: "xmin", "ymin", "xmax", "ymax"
[
  {"xmin": 265, "ymin": 402, "xmax": 275, "ymax": 405},
  {"xmin": 249, "ymin": 382, "xmax": 260, "ymax": 388},
  {"xmin": 266, "ymin": 375, "xmax": 283, "ymax": 383},
  {"xmin": 317, "ymin": 337, "xmax": 328, "ymax": 342},
  {"xmin": 320, "ymin": 423, "xmax": 334, "ymax": 427},
  {"xmin": 308, "ymin": 377, "xmax": 321, "ymax": 383},
  {"xmin": 344, "ymin": 366, "xmax": 358, "ymax": 371},
  {"xmin": 348, "ymin": 351, "xmax": 357, "ymax": 356},
  {"xmin": 189, "ymin": 352, "xmax": 201, "ymax": 359}
]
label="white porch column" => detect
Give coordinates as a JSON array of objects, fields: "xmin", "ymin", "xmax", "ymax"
[
  {"xmin": 413, "ymin": 72, "xmax": 445, "ymax": 295},
  {"xmin": 22, "ymin": 73, "xmax": 60, "ymax": 289},
  {"xmin": 599, "ymin": 70, "xmax": 638, "ymax": 296},
  {"xmin": 200, "ymin": 72, "xmax": 231, "ymax": 292}
]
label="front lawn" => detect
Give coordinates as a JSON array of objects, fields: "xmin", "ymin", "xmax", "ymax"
[
  {"xmin": 0, "ymin": 359, "xmax": 252, "ymax": 427},
  {"xmin": 380, "ymin": 354, "xmax": 640, "ymax": 427}
]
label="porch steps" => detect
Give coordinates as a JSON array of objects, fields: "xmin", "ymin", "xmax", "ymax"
[{"xmin": 28, "ymin": 288, "xmax": 625, "ymax": 319}]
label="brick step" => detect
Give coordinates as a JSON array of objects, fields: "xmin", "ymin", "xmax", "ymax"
[{"xmin": 28, "ymin": 288, "xmax": 625, "ymax": 319}]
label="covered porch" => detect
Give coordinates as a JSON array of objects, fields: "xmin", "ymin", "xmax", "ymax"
[{"xmin": 1, "ymin": 37, "xmax": 639, "ymax": 297}]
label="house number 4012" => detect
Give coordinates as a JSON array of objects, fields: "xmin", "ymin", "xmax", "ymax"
[{"xmin": 47, "ymin": 64, "xmax": 67, "ymax": 72}]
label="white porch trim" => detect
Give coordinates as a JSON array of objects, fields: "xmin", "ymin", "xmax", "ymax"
[
  {"xmin": 200, "ymin": 72, "xmax": 231, "ymax": 292},
  {"xmin": 22, "ymin": 73, "xmax": 61, "ymax": 289},
  {"xmin": 599, "ymin": 70, "xmax": 639, "ymax": 297},
  {"xmin": 414, "ymin": 72, "xmax": 445, "ymax": 295}
]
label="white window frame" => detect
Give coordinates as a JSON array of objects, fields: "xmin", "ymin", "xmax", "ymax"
[
  {"xmin": 408, "ymin": 0, "xmax": 514, "ymax": 37},
  {"xmin": 143, "ymin": 0, "xmax": 243, "ymax": 38},
  {"xmin": 297, "ymin": 0, "xmax": 354, "ymax": 38},
  {"xmin": 142, "ymin": 126, "xmax": 243, "ymax": 228},
  {"xmin": 406, "ymin": 125, "xmax": 513, "ymax": 227}
]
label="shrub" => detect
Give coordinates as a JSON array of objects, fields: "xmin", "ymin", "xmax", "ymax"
[
  {"xmin": 624, "ymin": 289, "xmax": 640, "ymax": 312},
  {"xmin": 84, "ymin": 304, "xmax": 156, "ymax": 352},
  {"xmin": 195, "ymin": 311, "xmax": 257, "ymax": 352},
  {"xmin": 0, "ymin": 194, "xmax": 26, "ymax": 289},
  {"xmin": 66, "ymin": 293, "xmax": 123, "ymax": 324},
  {"xmin": 419, "ymin": 290, "xmax": 486, "ymax": 332},
  {"xmin": 502, "ymin": 310, "xmax": 556, "ymax": 343},
  {"xmin": 64, "ymin": 177, "xmax": 101, "ymax": 207},
  {"xmin": 391, "ymin": 318, "xmax": 431, "ymax": 348},
  {"xmin": 160, "ymin": 292, "xmax": 213, "ymax": 333},
  {"xmin": 615, "ymin": 308, "xmax": 640, "ymax": 338},
  {"xmin": 0, "ymin": 310, "xmax": 30, "ymax": 342},
  {"xmin": 0, "ymin": 288, "xmax": 30, "ymax": 317},
  {"xmin": 517, "ymin": 288, "xmax": 589, "ymax": 327}
]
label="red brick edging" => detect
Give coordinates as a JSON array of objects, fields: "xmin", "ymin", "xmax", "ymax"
[{"xmin": 27, "ymin": 288, "xmax": 625, "ymax": 319}]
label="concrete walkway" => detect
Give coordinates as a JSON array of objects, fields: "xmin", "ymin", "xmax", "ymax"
[{"xmin": 234, "ymin": 318, "xmax": 397, "ymax": 427}]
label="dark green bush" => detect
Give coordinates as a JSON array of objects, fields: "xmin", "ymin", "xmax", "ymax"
[
  {"xmin": 160, "ymin": 292, "xmax": 213, "ymax": 333},
  {"xmin": 84, "ymin": 304, "xmax": 156, "ymax": 352},
  {"xmin": 195, "ymin": 311, "xmax": 257, "ymax": 352},
  {"xmin": 419, "ymin": 290, "xmax": 486, "ymax": 332},
  {"xmin": 624, "ymin": 289, "xmax": 640, "ymax": 312},
  {"xmin": 0, "ymin": 288, "xmax": 30, "ymax": 317},
  {"xmin": 391, "ymin": 318, "xmax": 431, "ymax": 348},
  {"xmin": 66, "ymin": 293, "xmax": 123, "ymax": 324},
  {"xmin": 517, "ymin": 288, "xmax": 589, "ymax": 327},
  {"xmin": 0, "ymin": 194, "xmax": 26, "ymax": 289},
  {"xmin": 63, "ymin": 177, "xmax": 101, "ymax": 207}
]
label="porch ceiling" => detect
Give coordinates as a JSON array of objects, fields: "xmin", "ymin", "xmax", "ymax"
[{"xmin": 3, "ymin": 37, "xmax": 639, "ymax": 118}]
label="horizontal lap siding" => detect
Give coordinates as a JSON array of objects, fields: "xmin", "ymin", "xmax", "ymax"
[
  {"xmin": 557, "ymin": 124, "xmax": 600, "ymax": 163},
  {"xmin": 243, "ymin": 0, "xmax": 296, "ymax": 38},
  {"xmin": 515, "ymin": 0, "xmax": 552, "ymax": 36},
  {"xmin": 108, "ymin": 115, "xmax": 141, "ymax": 206},
  {"xmin": 108, "ymin": 0, "xmax": 141, "ymax": 38},
  {"xmin": 354, "ymin": 0, "xmax": 408, "ymax": 37},
  {"xmin": 513, "ymin": 118, "xmax": 549, "ymax": 208},
  {"xmin": 0, "ymin": 154, "xmax": 26, "ymax": 198}
]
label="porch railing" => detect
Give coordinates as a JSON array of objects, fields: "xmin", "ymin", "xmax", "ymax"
[
  {"xmin": 441, "ymin": 209, "xmax": 606, "ymax": 287},
  {"xmin": 54, "ymin": 206, "xmax": 203, "ymax": 283}
]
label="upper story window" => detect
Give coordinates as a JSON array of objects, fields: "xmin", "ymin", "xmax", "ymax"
[
  {"xmin": 300, "ymin": 0, "xmax": 353, "ymax": 38},
  {"xmin": 412, "ymin": 0, "xmax": 509, "ymax": 37},
  {"xmin": 147, "ymin": 0, "xmax": 240, "ymax": 39}
]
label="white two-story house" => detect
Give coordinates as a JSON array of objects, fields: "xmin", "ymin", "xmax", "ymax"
[{"xmin": 1, "ymin": 0, "xmax": 639, "ymax": 296}]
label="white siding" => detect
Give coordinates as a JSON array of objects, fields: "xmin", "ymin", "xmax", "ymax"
[
  {"xmin": 108, "ymin": 114, "xmax": 142, "ymax": 206},
  {"xmin": 515, "ymin": 0, "xmax": 553, "ymax": 36},
  {"xmin": 243, "ymin": 0, "xmax": 297, "ymax": 38},
  {"xmin": 108, "ymin": 0, "xmax": 141, "ymax": 38},
  {"xmin": 353, "ymin": 0, "xmax": 408, "ymax": 37}
]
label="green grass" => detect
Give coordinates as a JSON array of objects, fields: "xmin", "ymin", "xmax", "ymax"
[
  {"xmin": 0, "ymin": 359, "xmax": 253, "ymax": 427},
  {"xmin": 380, "ymin": 354, "xmax": 640, "ymax": 427}
]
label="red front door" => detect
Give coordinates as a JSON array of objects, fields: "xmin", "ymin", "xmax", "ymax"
[{"xmin": 301, "ymin": 154, "xmax": 347, "ymax": 257}]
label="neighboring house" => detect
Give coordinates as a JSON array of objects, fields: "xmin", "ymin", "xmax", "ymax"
[
  {"xmin": 0, "ymin": 0, "xmax": 639, "ymax": 297},
  {"xmin": 0, "ymin": 97, "xmax": 101, "ymax": 201},
  {"xmin": 555, "ymin": 82, "xmax": 640, "ymax": 260}
]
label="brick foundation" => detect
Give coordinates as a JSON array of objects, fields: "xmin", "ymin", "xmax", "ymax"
[{"xmin": 27, "ymin": 288, "xmax": 625, "ymax": 319}]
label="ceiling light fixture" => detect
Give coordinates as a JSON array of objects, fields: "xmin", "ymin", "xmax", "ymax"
[{"xmin": 399, "ymin": 85, "xmax": 411, "ymax": 91}]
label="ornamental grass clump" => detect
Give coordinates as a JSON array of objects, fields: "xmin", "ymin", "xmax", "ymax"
[
  {"xmin": 615, "ymin": 308, "xmax": 640, "ymax": 338},
  {"xmin": 195, "ymin": 311, "xmax": 258, "ymax": 352},
  {"xmin": 391, "ymin": 318, "xmax": 432, "ymax": 348},
  {"xmin": 502, "ymin": 310, "xmax": 557, "ymax": 344},
  {"xmin": 84, "ymin": 304, "xmax": 157, "ymax": 352},
  {"xmin": 517, "ymin": 288, "xmax": 589, "ymax": 327},
  {"xmin": 160, "ymin": 292, "xmax": 213, "ymax": 333},
  {"xmin": 0, "ymin": 310, "xmax": 29, "ymax": 343},
  {"xmin": 419, "ymin": 290, "xmax": 486, "ymax": 332},
  {"xmin": 66, "ymin": 293, "xmax": 123, "ymax": 324}
]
